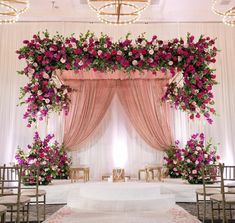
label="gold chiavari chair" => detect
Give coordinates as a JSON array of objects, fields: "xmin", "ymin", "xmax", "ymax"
[
  {"xmin": 21, "ymin": 165, "xmax": 46, "ymax": 223},
  {"xmin": 195, "ymin": 164, "xmax": 221, "ymax": 223},
  {"xmin": 210, "ymin": 164, "xmax": 235, "ymax": 223},
  {"xmin": 0, "ymin": 165, "xmax": 30, "ymax": 223},
  {"xmin": 0, "ymin": 205, "xmax": 7, "ymax": 223}
]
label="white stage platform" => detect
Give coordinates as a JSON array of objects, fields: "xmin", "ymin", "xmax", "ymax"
[
  {"xmin": 67, "ymin": 183, "xmax": 175, "ymax": 212},
  {"xmin": 40, "ymin": 178, "xmax": 201, "ymax": 204}
]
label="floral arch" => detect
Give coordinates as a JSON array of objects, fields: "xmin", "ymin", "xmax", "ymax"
[{"xmin": 17, "ymin": 31, "xmax": 218, "ymax": 127}]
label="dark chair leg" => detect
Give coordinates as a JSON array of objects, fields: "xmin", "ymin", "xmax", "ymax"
[
  {"xmin": 196, "ymin": 193, "xmax": 200, "ymax": 220},
  {"xmin": 43, "ymin": 194, "xmax": 46, "ymax": 221},
  {"xmin": 211, "ymin": 200, "xmax": 214, "ymax": 223}
]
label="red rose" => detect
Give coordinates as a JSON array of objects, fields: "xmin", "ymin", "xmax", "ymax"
[{"xmin": 37, "ymin": 55, "xmax": 43, "ymax": 62}]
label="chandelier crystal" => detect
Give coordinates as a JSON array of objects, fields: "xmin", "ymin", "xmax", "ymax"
[
  {"xmin": 88, "ymin": 0, "xmax": 150, "ymax": 25},
  {"xmin": 211, "ymin": 0, "xmax": 235, "ymax": 27},
  {"xmin": 0, "ymin": 0, "xmax": 29, "ymax": 24}
]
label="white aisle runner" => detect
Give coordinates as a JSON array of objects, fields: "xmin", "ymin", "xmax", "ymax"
[{"xmin": 44, "ymin": 205, "xmax": 200, "ymax": 223}]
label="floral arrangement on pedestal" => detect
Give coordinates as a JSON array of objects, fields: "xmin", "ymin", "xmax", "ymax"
[
  {"xmin": 15, "ymin": 132, "xmax": 71, "ymax": 185},
  {"xmin": 16, "ymin": 31, "xmax": 218, "ymax": 126},
  {"xmin": 164, "ymin": 133, "xmax": 220, "ymax": 184},
  {"xmin": 163, "ymin": 141, "xmax": 183, "ymax": 178},
  {"xmin": 180, "ymin": 133, "xmax": 220, "ymax": 184}
]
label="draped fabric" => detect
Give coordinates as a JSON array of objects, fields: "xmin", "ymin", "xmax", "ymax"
[
  {"xmin": 64, "ymin": 80, "xmax": 116, "ymax": 149},
  {"xmin": 117, "ymin": 80, "xmax": 172, "ymax": 150},
  {"xmin": 64, "ymin": 78, "xmax": 172, "ymax": 151}
]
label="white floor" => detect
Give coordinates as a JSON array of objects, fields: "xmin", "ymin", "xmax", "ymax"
[{"xmin": 40, "ymin": 178, "xmax": 201, "ymax": 204}]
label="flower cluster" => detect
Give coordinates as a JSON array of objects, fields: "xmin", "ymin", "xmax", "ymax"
[
  {"xmin": 181, "ymin": 133, "xmax": 220, "ymax": 184},
  {"xmin": 17, "ymin": 31, "xmax": 218, "ymax": 125},
  {"xmin": 164, "ymin": 133, "xmax": 220, "ymax": 184},
  {"xmin": 164, "ymin": 141, "xmax": 183, "ymax": 178},
  {"xmin": 15, "ymin": 132, "xmax": 71, "ymax": 185}
]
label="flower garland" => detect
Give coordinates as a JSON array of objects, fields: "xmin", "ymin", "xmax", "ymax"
[
  {"xmin": 15, "ymin": 132, "xmax": 71, "ymax": 185},
  {"xmin": 17, "ymin": 31, "xmax": 218, "ymax": 126}
]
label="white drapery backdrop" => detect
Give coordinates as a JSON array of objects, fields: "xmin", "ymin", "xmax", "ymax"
[{"xmin": 0, "ymin": 22, "xmax": 235, "ymax": 179}]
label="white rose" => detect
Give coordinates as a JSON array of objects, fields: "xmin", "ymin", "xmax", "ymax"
[
  {"xmin": 45, "ymin": 99, "xmax": 50, "ymax": 104},
  {"xmin": 192, "ymin": 170, "xmax": 197, "ymax": 175},
  {"xmin": 141, "ymin": 40, "xmax": 147, "ymax": 47},
  {"xmin": 33, "ymin": 63, "xmax": 38, "ymax": 68},
  {"xmin": 128, "ymin": 52, "xmax": 132, "ymax": 56},
  {"xmin": 140, "ymin": 55, "xmax": 144, "ymax": 60},
  {"xmin": 38, "ymin": 90, "xmax": 42, "ymax": 96},
  {"xmin": 132, "ymin": 60, "xmax": 138, "ymax": 66},
  {"xmin": 195, "ymin": 151, "xmax": 198, "ymax": 155},
  {"xmin": 28, "ymin": 67, "xmax": 35, "ymax": 75},
  {"xmin": 204, "ymin": 154, "xmax": 208, "ymax": 158},
  {"xmin": 195, "ymin": 160, "xmax": 199, "ymax": 165},
  {"xmin": 79, "ymin": 61, "xmax": 84, "ymax": 66},
  {"xmin": 148, "ymin": 49, "xmax": 154, "ymax": 55},
  {"xmin": 152, "ymin": 40, "xmax": 157, "ymax": 46},
  {"xmin": 40, "ymin": 49, "xmax": 45, "ymax": 53},
  {"xmin": 117, "ymin": 50, "xmax": 122, "ymax": 55},
  {"xmin": 60, "ymin": 58, "xmax": 66, "ymax": 63},
  {"xmin": 103, "ymin": 44, "xmax": 107, "ymax": 48},
  {"xmin": 184, "ymin": 43, "xmax": 189, "ymax": 48},
  {"xmin": 196, "ymin": 146, "xmax": 201, "ymax": 151},
  {"xmin": 123, "ymin": 46, "xmax": 128, "ymax": 51},
  {"xmin": 173, "ymin": 161, "xmax": 177, "ymax": 164},
  {"xmin": 148, "ymin": 58, "xmax": 154, "ymax": 63},
  {"xmin": 168, "ymin": 61, "xmax": 173, "ymax": 66},
  {"xmin": 83, "ymin": 47, "xmax": 88, "ymax": 52},
  {"xmin": 71, "ymin": 42, "xmax": 77, "ymax": 49},
  {"xmin": 187, "ymin": 159, "xmax": 191, "ymax": 163},
  {"xmin": 173, "ymin": 168, "xmax": 177, "ymax": 171},
  {"xmin": 98, "ymin": 50, "xmax": 102, "ymax": 56},
  {"xmin": 43, "ymin": 72, "xmax": 50, "ymax": 79},
  {"xmin": 178, "ymin": 56, "xmax": 182, "ymax": 62}
]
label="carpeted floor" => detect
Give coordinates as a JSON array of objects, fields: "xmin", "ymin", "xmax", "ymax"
[{"xmin": 5, "ymin": 202, "xmax": 235, "ymax": 222}]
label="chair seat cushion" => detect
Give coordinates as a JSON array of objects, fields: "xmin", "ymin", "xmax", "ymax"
[
  {"xmin": 0, "ymin": 195, "xmax": 30, "ymax": 205},
  {"xmin": 196, "ymin": 188, "xmax": 220, "ymax": 195},
  {"xmin": 21, "ymin": 189, "xmax": 46, "ymax": 197},
  {"xmin": 0, "ymin": 205, "xmax": 7, "ymax": 213},
  {"xmin": 211, "ymin": 194, "xmax": 235, "ymax": 203}
]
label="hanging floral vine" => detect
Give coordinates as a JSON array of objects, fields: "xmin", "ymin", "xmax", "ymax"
[{"xmin": 16, "ymin": 31, "xmax": 218, "ymax": 126}]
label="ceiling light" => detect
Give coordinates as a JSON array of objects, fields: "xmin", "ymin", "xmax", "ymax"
[
  {"xmin": 88, "ymin": 0, "xmax": 150, "ymax": 25},
  {"xmin": 212, "ymin": 0, "xmax": 235, "ymax": 26},
  {"xmin": 0, "ymin": 0, "xmax": 29, "ymax": 24}
]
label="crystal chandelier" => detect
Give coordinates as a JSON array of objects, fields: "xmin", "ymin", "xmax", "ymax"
[
  {"xmin": 88, "ymin": 0, "xmax": 150, "ymax": 25},
  {"xmin": 212, "ymin": 0, "xmax": 235, "ymax": 27},
  {"xmin": 0, "ymin": 0, "xmax": 29, "ymax": 24}
]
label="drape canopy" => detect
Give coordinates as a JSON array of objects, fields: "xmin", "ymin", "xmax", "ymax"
[{"xmin": 58, "ymin": 70, "xmax": 173, "ymax": 151}]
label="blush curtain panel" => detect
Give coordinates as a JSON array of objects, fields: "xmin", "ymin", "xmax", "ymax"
[
  {"xmin": 64, "ymin": 80, "xmax": 116, "ymax": 149},
  {"xmin": 63, "ymin": 78, "xmax": 173, "ymax": 151},
  {"xmin": 117, "ymin": 80, "xmax": 173, "ymax": 150}
]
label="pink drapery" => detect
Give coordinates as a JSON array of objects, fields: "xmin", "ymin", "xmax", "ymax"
[
  {"xmin": 63, "ymin": 80, "xmax": 116, "ymax": 150},
  {"xmin": 117, "ymin": 80, "xmax": 172, "ymax": 150},
  {"xmin": 60, "ymin": 70, "xmax": 173, "ymax": 151}
]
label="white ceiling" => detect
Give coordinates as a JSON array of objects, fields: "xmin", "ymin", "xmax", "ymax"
[{"xmin": 19, "ymin": 0, "xmax": 235, "ymax": 22}]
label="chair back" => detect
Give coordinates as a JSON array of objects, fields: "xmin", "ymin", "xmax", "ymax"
[
  {"xmin": 0, "ymin": 164, "xmax": 22, "ymax": 197},
  {"xmin": 201, "ymin": 164, "xmax": 222, "ymax": 199},
  {"xmin": 220, "ymin": 164, "xmax": 235, "ymax": 195},
  {"xmin": 21, "ymin": 164, "xmax": 40, "ymax": 195},
  {"xmin": 112, "ymin": 168, "xmax": 125, "ymax": 182}
]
